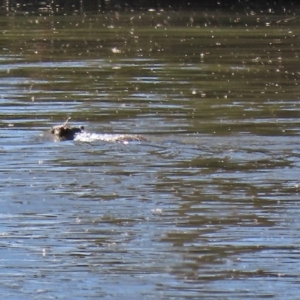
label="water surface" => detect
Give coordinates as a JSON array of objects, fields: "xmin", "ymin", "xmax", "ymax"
[{"xmin": 0, "ymin": 11, "xmax": 300, "ymax": 299}]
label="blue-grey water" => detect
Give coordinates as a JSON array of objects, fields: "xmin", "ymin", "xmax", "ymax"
[{"xmin": 1, "ymin": 11, "xmax": 300, "ymax": 299}]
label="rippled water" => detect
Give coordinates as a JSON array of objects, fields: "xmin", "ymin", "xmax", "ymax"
[{"xmin": 1, "ymin": 11, "xmax": 300, "ymax": 299}]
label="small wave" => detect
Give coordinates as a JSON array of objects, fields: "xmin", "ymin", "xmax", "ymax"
[{"xmin": 74, "ymin": 132, "xmax": 146, "ymax": 144}]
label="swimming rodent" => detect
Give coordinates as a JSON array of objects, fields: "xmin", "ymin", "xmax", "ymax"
[
  {"xmin": 50, "ymin": 117, "xmax": 84, "ymax": 141},
  {"xmin": 50, "ymin": 117, "xmax": 146, "ymax": 142}
]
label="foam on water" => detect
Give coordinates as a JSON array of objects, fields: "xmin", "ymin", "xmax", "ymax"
[{"xmin": 74, "ymin": 132, "xmax": 145, "ymax": 144}]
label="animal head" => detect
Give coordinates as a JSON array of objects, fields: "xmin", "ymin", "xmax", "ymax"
[{"xmin": 50, "ymin": 118, "xmax": 84, "ymax": 140}]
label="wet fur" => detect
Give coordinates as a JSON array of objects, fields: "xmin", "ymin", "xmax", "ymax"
[
  {"xmin": 50, "ymin": 118, "xmax": 146, "ymax": 142},
  {"xmin": 50, "ymin": 118, "xmax": 84, "ymax": 141}
]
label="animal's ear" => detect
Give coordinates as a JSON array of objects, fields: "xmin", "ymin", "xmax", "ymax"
[{"xmin": 80, "ymin": 126, "xmax": 84, "ymax": 130}]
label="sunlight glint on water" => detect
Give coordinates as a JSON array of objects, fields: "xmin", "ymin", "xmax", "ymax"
[{"xmin": 0, "ymin": 11, "xmax": 300, "ymax": 299}]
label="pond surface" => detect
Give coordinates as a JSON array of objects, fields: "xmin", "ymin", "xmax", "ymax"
[{"xmin": 1, "ymin": 11, "xmax": 300, "ymax": 299}]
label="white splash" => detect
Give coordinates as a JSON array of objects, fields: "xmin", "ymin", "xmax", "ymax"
[{"xmin": 74, "ymin": 132, "xmax": 145, "ymax": 144}]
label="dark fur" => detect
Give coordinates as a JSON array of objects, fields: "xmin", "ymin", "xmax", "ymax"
[
  {"xmin": 51, "ymin": 125, "xmax": 84, "ymax": 140},
  {"xmin": 50, "ymin": 118, "xmax": 146, "ymax": 142},
  {"xmin": 50, "ymin": 118, "xmax": 84, "ymax": 141}
]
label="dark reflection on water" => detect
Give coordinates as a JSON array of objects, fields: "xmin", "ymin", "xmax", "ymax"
[{"xmin": 1, "ymin": 11, "xmax": 300, "ymax": 299}]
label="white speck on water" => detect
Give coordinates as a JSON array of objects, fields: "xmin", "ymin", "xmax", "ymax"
[
  {"xmin": 151, "ymin": 208, "xmax": 163, "ymax": 215},
  {"xmin": 111, "ymin": 47, "xmax": 121, "ymax": 54}
]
